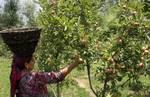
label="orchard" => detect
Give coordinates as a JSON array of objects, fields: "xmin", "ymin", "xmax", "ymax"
[{"xmin": 36, "ymin": 0, "xmax": 150, "ymax": 97}]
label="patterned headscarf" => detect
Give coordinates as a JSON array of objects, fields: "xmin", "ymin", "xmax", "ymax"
[{"xmin": 10, "ymin": 55, "xmax": 32, "ymax": 97}]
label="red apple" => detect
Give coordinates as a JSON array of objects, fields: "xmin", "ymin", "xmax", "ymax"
[
  {"xmin": 138, "ymin": 63, "xmax": 144, "ymax": 68},
  {"xmin": 132, "ymin": 11, "xmax": 138, "ymax": 15},
  {"xmin": 117, "ymin": 37, "xmax": 123, "ymax": 44},
  {"xmin": 105, "ymin": 68, "xmax": 113, "ymax": 74},
  {"xmin": 107, "ymin": 57, "xmax": 115, "ymax": 64},
  {"xmin": 142, "ymin": 47, "xmax": 148, "ymax": 51},
  {"xmin": 132, "ymin": 22, "xmax": 140, "ymax": 27},
  {"xmin": 142, "ymin": 47, "xmax": 149, "ymax": 55}
]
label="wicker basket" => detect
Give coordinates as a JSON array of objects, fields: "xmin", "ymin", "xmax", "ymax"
[{"xmin": 0, "ymin": 28, "xmax": 42, "ymax": 57}]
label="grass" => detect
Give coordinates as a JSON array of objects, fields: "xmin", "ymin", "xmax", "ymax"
[{"xmin": 0, "ymin": 57, "xmax": 11, "ymax": 97}]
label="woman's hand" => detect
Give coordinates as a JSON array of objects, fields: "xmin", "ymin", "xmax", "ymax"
[
  {"xmin": 73, "ymin": 54, "xmax": 84, "ymax": 65},
  {"xmin": 60, "ymin": 54, "xmax": 84, "ymax": 77}
]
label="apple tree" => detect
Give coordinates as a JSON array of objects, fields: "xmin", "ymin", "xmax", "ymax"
[
  {"xmin": 95, "ymin": 0, "xmax": 150, "ymax": 97},
  {"xmin": 36, "ymin": 0, "xmax": 150, "ymax": 97}
]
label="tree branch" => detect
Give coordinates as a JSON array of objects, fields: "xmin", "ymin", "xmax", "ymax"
[
  {"xmin": 102, "ymin": 76, "xmax": 108, "ymax": 97},
  {"xmin": 86, "ymin": 61, "xmax": 99, "ymax": 97}
]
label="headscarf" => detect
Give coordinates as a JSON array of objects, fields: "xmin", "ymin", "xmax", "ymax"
[{"xmin": 10, "ymin": 55, "xmax": 32, "ymax": 97}]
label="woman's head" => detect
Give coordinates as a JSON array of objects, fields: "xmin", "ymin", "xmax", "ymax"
[
  {"xmin": 12, "ymin": 55, "xmax": 34, "ymax": 70},
  {"xmin": 24, "ymin": 57, "xmax": 35, "ymax": 70}
]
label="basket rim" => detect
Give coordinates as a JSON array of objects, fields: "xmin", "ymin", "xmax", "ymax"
[{"xmin": 0, "ymin": 27, "xmax": 42, "ymax": 34}]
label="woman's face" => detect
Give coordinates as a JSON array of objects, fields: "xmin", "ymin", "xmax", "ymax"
[{"xmin": 25, "ymin": 57, "xmax": 35, "ymax": 70}]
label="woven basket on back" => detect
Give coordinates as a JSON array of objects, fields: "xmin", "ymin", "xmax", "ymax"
[{"xmin": 0, "ymin": 28, "xmax": 42, "ymax": 57}]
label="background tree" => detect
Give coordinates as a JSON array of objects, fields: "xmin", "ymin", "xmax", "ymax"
[
  {"xmin": 0, "ymin": 11, "xmax": 3, "ymax": 30},
  {"xmin": 0, "ymin": 9, "xmax": 4, "ymax": 56},
  {"xmin": 21, "ymin": 0, "xmax": 37, "ymax": 27},
  {"xmin": 0, "ymin": 0, "xmax": 21, "ymax": 57},
  {"xmin": 2, "ymin": 0, "xmax": 20, "ymax": 28}
]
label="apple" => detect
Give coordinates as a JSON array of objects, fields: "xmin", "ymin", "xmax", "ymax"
[
  {"xmin": 132, "ymin": 21, "xmax": 140, "ymax": 27},
  {"xmin": 141, "ymin": 57, "xmax": 144, "ymax": 62},
  {"xmin": 117, "ymin": 37, "xmax": 123, "ymax": 44},
  {"xmin": 142, "ymin": 47, "xmax": 148, "ymax": 51},
  {"xmin": 80, "ymin": 36, "xmax": 88, "ymax": 47},
  {"xmin": 138, "ymin": 63, "xmax": 144, "ymax": 68},
  {"xmin": 107, "ymin": 57, "xmax": 115, "ymax": 64},
  {"xmin": 123, "ymin": 5, "xmax": 127, "ymax": 9},
  {"xmin": 105, "ymin": 68, "xmax": 113, "ymax": 74},
  {"xmin": 132, "ymin": 11, "xmax": 138, "ymax": 15},
  {"xmin": 142, "ymin": 47, "xmax": 149, "ymax": 55},
  {"xmin": 47, "ymin": 57, "xmax": 53, "ymax": 66},
  {"xmin": 51, "ymin": 10, "xmax": 56, "ymax": 15}
]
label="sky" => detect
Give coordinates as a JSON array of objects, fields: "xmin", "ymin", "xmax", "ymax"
[
  {"xmin": 0, "ymin": 0, "xmax": 4, "ymax": 8},
  {"xmin": 0, "ymin": 0, "xmax": 40, "ymax": 26},
  {"xmin": 0, "ymin": 0, "xmax": 40, "ymax": 11}
]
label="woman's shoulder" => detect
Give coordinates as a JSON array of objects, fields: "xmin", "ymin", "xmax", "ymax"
[
  {"xmin": 20, "ymin": 71, "xmax": 41, "ymax": 80},
  {"xmin": 19, "ymin": 71, "xmax": 36, "ymax": 84},
  {"xmin": 30, "ymin": 71, "xmax": 45, "ymax": 75},
  {"xmin": 30, "ymin": 71, "xmax": 49, "ymax": 78}
]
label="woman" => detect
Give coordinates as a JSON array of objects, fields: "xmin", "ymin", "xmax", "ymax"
[{"xmin": 10, "ymin": 54, "xmax": 84, "ymax": 97}]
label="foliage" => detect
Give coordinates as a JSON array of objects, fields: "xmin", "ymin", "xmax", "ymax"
[
  {"xmin": 37, "ymin": 0, "xmax": 102, "ymax": 96},
  {"xmin": 21, "ymin": 0, "xmax": 37, "ymax": 27},
  {"xmin": 95, "ymin": 0, "xmax": 150, "ymax": 97},
  {"xmin": 2, "ymin": 0, "xmax": 20, "ymax": 28},
  {"xmin": 143, "ymin": 0, "xmax": 150, "ymax": 19},
  {"xmin": 37, "ymin": 0, "xmax": 150, "ymax": 97}
]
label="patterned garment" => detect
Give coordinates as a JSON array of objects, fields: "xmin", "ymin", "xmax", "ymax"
[{"xmin": 16, "ymin": 71, "xmax": 64, "ymax": 97}]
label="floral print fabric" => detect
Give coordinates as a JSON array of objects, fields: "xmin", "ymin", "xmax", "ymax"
[{"xmin": 16, "ymin": 71, "xmax": 64, "ymax": 97}]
